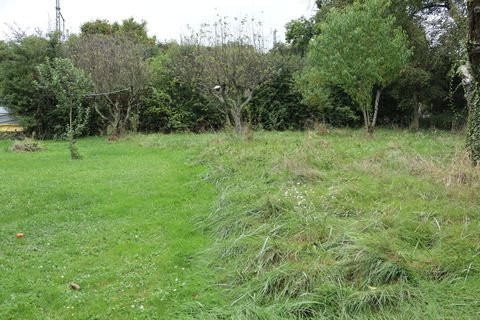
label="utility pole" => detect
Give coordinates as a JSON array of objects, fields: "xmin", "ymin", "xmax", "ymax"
[{"xmin": 55, "ymin": 0, "xmax": 65, "ymax": 39}]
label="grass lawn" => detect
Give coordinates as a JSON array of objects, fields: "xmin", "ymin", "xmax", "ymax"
[
  {"xmin": 1, "ymin": 129, "xmax": 479, "ymax": 319},
  {"xmin": 0, "ymin": 136, "xmax": 221, "ymax": 319}
]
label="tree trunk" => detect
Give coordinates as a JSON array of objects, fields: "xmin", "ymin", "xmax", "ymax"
[
  {"xmin": 229, "ymin": 91, "xmax": 254, "ymax": 135},
  {"xmin": 361, "ymin": 106, "xmax": 370, "ymax": 132},
  {"xmin": 468, "ymin": 0, "xmax": 480, "ymax": 81},
  {"xmin": 231, "ymin": 105, "xmax": 243, "ymax": 135},
  {"xmin": 466, "ymin": 0, "xmax": 480, "ymax": 164},
  {"xmin": 362, "ymin": 90, "xmax": 381, "ymax": 134},
  {"xmin": 371, "ymin": 89, "xmax": 382, "ymax": 130},
  {"xmin": 466, "ymin": 85, "xmax": 480, "ymax": 165},
  {"xmin": 410, "ymin": 92, "xmax": 421, "ymax": 130}
]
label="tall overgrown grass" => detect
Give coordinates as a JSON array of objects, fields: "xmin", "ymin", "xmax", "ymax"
[{"xmin": 186, "ymin": 129, "xmax": 480, "ymax": 319}]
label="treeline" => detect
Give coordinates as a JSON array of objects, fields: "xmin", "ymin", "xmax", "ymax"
[{"xmin": 0, "ymin": 1, "xmax": 467, "ymax": 139}]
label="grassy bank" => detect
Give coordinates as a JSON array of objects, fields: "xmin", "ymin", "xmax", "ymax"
[
  {"xmin": 189, "ymin": 129, "xmax": 480, "ymax": 319},
  {"xmin": 1, "ymin": 129, "xmax": 479, "ymax": 319}
]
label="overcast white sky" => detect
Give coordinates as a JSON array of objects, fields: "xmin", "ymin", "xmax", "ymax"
[{"xmin": 0, "ymin": 0, "xmax": 316, "ymax": 43}]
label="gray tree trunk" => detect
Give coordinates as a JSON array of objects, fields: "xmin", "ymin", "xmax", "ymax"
[
  {"xmin": 361, "ymin": 107, "xmax": 369, "ymax": 132},
  {"xmin": 371, "ymin": 89, "xmax": 382, "ymax": 130},
  {"xmin": 231, "ymin": 107, "xmax": 243, "ymax": 135},
  {"xmin": 410, "ymin": 92, "xmax": 421, "ymax": 130}
]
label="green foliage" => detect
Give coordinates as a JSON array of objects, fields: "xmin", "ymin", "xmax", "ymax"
[
  {"xmin": 248, "ymin": 48, "xmax": 359, "ymax": 129},
  {"xmin": 80, "ymin": 18, "xmax": 156, "ymax": 47},
  {"xmin": 175, "ymin": 16, "xmax": 273, "ymax": 135},
  {"xmin": 300, "ymin": 0, "xmax": 411, "ymax": 131},
  {"xmin": 466, "ymin": 1, "xmax": 480, "ymax": 164},
  {"xmin": 0, "ymin": 7, "xmax": 469, "ymax": 136},
  {"xmin": 249, "ymin": 49, "xmax": 312, "ymax": 130},
  {"xmin": 285, "ymin": 17, "xmax": 316, "ymax": 56},
  {"xmin": 80, "ymin": 19, "xmax": 115, "ymax": 35},
  {"xmin": 466, "ymin": 81, "xmax": 480, "ymax": 164},
  {"xmin": 0, "ymin": 35, "xmax": 62, "ymax": 137},
  {"xmin": 69, "ymin": 33, "xmax": 149, "ymax": 136},
  {"xmin": 142, "ymin": 45, "xmax": 223, "ymax": 132},
  {"xmin": 35, "ymin": 58, "xmax": 92, "ymax": 159}
]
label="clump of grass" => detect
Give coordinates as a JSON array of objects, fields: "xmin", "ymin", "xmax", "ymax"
[
  {"xmin": 314, "ymin": 122, "xmax": 330, "ymax": 136},
  {"xmin": 412, "ymin": 241, "xmax": 479, "ymax": 282},
  {"xmin": 344, "ymin": 284, "xmax": 418, "ymax": 314},
  {"xmin": 219, "ymin": 243, "xmax": 248, "ymax": 260},
  {"xmin": 9, "ymin": 138, "xmax": 45, "ymax": 152},
  {"xmin": 408, "ymin": 150, "xmax": 480, "ymax": 188},
  {"xmin": 246, "ymin": 197, "xmax": 291, "ymax": 220},
  {"xmin": 343, "ymin": 249, "xmax": 414, "ymax": 286},
  {"xmin": 279, "ymin": 153, "xmax": 323, "ymax": 183},
  {"xmin": 254, "ymin": 265, "xmax": 318, "ymax": 300},
  {"xmin": 280, "ymin": 299, "xmax": 325, "ymax": 319},
  {"xmin": 397, "ymin": 218, "xmax": 438, "ymax": 249},
  {"xmin": 274, "ymin": 134, "xmax": 334, "ymax": 183},
  {"xmin": 248, "ymin": 239, "xmax": 290, "ymax": 274},
  {"xmin": 444, "ymin": 151, "xmax": 480, "ymax": 187},
  {"xmin": 213, "ymin": 215, "xmax": 253, "ymax": 240}
]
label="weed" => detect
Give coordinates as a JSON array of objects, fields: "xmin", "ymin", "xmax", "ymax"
[{"xmin": 8, "ymin": 138, "xmax": 45, "ymax": 152}]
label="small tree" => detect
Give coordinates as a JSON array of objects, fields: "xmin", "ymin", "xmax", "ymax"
[
  {"xmin": 300, "ymin": 0, "xmax": 410, "ymax": 132},
  {"xmin": 36, "ymin": 58, "xmax": 92, "ymax": 159},
  {"xmin": 172, "ymin": 16, "xmax": 273, "ymax": 134}
]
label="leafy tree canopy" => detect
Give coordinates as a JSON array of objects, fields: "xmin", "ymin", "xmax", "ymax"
[{"xmin": 301, "ymin": 0, "xmax": 411, "ymax": 131}]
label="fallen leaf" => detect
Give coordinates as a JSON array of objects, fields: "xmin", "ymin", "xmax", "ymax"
[{"xmin": 69, "ymin": 283, "xmax": 81, "ymax": 290}]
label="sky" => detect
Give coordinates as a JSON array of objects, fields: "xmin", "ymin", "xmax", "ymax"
[{"xmin": 0, "ymin": 0, "xmax": 316, "ymax": 43}]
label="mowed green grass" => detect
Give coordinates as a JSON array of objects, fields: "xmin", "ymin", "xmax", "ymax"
[
  {"xmin": 0, "ymin": 136, "xmax": 221, "ymax": 319},
  {"xmin": 1, "ymin": 130, "xmax": 480, "ymax": 319}
]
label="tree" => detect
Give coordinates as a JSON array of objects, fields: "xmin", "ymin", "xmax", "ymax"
[
  {"xmin": 69, "ymin": 33, "xmax": 149, "ymax": 136},
  {"xmin": 35, "ymin": 58, "xmax": 92, "ymax": 159},
  {"xmin": 142, "ymin": 43, "xmax": 223, "ymax": 132},
  {"xmin": 172, "ymin": 16, "xmax": 273, "ymax": 135},
  {"xmin": 299, "ymin": 0, "xmax": 410, "ymax": 132},
  {"xmin": 80, "ymin": 19, "xmax": 115, "ymax": 35},
  {"xmin": 285, "ymin": 17, "xmax": 316, "ymax": 56},
  {"xmin": 407, "ymin": 0, "xmax": 480, "ymax": 163},
  {"xmin": 387, "ymin": 16, "xmax": 436, "ymax": 130},
  {"xmin": 419, "ymin": 0, "xmax": 480, "ymax": 163},
  {"xmin": 79, "ymin": 18, "xmax": 156, "ymax": 46},
  {"xmin": 465, "ymin": 0, "xmax": 480, "ymax": 164}
]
